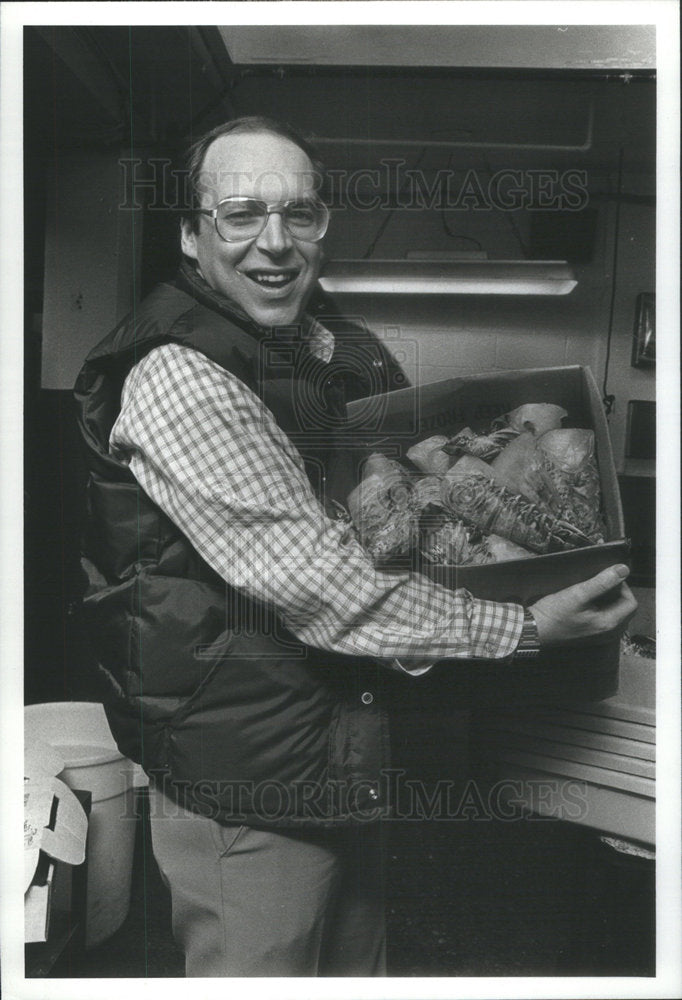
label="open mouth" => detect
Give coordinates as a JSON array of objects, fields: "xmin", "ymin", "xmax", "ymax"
[{"xmin": 245, "ymin": 270, "xmax": 299, "ymax": 290}]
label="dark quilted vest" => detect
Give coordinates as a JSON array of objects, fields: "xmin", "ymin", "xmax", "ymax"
[{"xmin": 74, "ymin": 271, "xmax": 407, "ymax": 828}]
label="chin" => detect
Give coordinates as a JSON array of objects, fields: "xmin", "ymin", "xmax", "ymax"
[
  {"xmin": 250, "ymin": 308, "xmax": 292, "ymax": 328},
  {"xmin": 253, "ymin": 299, "xmax": 308, "ymax": 329}
]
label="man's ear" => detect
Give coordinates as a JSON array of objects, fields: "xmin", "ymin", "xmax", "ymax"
[{"xmin": 180, "ymin": 219, "xmax": 199, "ymax": 260}]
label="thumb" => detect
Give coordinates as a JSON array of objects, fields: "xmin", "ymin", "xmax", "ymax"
[{"xmin": 577, "ymin": 564, "xmax": 630, "ymax": 602}]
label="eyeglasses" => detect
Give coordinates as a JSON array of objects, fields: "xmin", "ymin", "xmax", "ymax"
[{"xmin": 195, "ymin": 196, "xmax": 330, "ymax": 244}]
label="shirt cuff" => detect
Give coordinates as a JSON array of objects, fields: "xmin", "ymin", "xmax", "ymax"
[{"xmin": 467, "ymin": 597, "xmax": 525, "ymax": 660}]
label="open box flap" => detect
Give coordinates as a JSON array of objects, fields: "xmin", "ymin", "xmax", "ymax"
[{"xmin": 24, "ymin": 777, "xmax": 87, "ymax": 893}]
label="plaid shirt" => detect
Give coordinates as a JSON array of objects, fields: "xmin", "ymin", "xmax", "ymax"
[{"xmin": 110, "ymin": 339, "xmax": 524, "ymax": 671}]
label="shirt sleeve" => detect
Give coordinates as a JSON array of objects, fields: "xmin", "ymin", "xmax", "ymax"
[{"xmin": 110, "ymin": 343, "xmax": 524, "ymax": 669}]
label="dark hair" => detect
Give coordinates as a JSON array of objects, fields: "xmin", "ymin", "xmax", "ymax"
[{"xmin": 181, "ymin": 115, "xmax": 326, "ymax": 231}]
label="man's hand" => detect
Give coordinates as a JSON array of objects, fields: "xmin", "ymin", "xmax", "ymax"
[{"xmin": 529, "ymin": 564, "xmax": 638, "ymax": 647}]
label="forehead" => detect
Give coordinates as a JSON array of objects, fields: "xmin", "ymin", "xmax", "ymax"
[{"xmin": 198, "ymin": 131, "xmax": 317, "ymax": 204}]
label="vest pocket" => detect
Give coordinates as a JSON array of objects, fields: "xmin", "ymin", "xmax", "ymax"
[{"xmin": 209, "ymin": 821, "xmax": 247, "ymax": 858}]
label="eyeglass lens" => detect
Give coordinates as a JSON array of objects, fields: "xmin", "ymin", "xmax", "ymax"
[{"xmin": 215, "ymin": 199, "xmax": 328, "ymax": 242}]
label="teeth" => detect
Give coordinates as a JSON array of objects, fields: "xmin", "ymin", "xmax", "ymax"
[{"xmin": 249, "ymin": 272, "xmax": 296, "ymax": 286}]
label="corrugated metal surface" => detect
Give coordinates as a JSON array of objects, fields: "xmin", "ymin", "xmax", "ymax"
[{"xmin": 473, "ymin": 654, "xmax": 656, "ymax": 846}]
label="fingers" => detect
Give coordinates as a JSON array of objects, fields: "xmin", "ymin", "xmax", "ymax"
[
  {"xmin": 589, "ymin": 583, "xmax": 638, "ymax": 634},
  {"xmin": 574, "ymin": 564, "xmax": 630, "ymax": 603},
  {"xmin": 529, "ymin": 575, "xmax": 638, "ymax": 647},
  {"xmin": 610, "ymin": 582, "xmax": 638, "ymax": 624}
]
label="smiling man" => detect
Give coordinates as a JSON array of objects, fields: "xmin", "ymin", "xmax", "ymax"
[
  {"xmin": 74, "ymin": 116, "xmax": 636, "ymax": 977},
  {"xmin": 181, "ymin": 127, "xmax": 325, "ymax": 327}
]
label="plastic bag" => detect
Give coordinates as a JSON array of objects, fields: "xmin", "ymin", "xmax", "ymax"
[
  {"xmin": 346, "ymin": 454, "xmax": 418, "ymax": 563},
  {"xmin": 534, "ymin": 429, "xmax": 606, "ymax": 542}
]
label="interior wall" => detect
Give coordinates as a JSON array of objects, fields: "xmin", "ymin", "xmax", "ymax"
[
  {"xmin": 599, "ymin": 202, "xmax": 655, "ymax": 466},
  {"xmin": 323, "ymin": 193, "xmax": 655, "ymax": 472},
  {"xmin": 41, "ymin": 154, "xmax": 142, "ymax": 390}
]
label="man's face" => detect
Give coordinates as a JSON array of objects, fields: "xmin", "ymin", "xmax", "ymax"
[{"xmin": 181, "ymin": 131, "xmax": 324, "ymax": 328}]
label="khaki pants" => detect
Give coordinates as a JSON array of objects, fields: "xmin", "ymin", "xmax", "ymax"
[{"xmin": 148, "ymin": 785, "xmax": 387, "ymax": 977}]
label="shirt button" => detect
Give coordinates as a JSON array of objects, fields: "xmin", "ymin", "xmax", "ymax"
[
  {"xmin": 368, "ymin": 787, "xmax": 379, "ymax": 801},
  {"xmin": 361, "ymin": 691, "xmax": 374, "ymax": 705}
]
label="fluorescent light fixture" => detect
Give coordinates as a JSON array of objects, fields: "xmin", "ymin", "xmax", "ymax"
[{"xmin": 318, "ymin": 260, "xmax": 577, "ymax": 296}]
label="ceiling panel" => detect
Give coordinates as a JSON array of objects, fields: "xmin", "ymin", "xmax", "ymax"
[{"xmin": 219, "ymin": 25, "xmax": 655, "ymax": 70}]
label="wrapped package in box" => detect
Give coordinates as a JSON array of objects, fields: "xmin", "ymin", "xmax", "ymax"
[{"xmin": 344, "ymin": 366, "xmax": 629, "ymax": 704}]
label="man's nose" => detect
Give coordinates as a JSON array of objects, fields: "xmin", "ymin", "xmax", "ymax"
[{"xmin": 255, "ymin": 211, "xmax": 293, "ymax": 255}]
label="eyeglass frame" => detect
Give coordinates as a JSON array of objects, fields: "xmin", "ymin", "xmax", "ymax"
[{"xmin": 193, "ymin": 195, "xmax": 330, "ymax": 244}]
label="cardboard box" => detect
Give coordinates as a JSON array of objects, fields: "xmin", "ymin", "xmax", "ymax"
[{"xmin": 345, "ymin": 365, "xmax": 629, "ymax": 703}]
